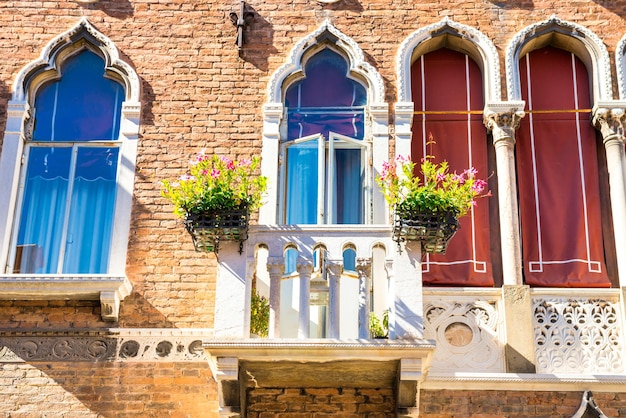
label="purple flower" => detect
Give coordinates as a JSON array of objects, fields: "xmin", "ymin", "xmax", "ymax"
[{"xmin": 211, "ymin": 169, "xmax": 221, "ymax": 178}]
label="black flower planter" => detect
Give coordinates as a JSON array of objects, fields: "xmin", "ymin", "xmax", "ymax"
[
  {"xmin": 393, "ymin": 210, "xmax": 459, "ymax": 254},
  {"xmin": 183, "ymin": 205, "xmax": 249, "ymax": 254}
]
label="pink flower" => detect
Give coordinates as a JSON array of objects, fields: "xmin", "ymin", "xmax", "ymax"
[
  {"xmin": 221, "ymin": 156, "xmax": 235, "ymax": 170},
  {"xmin": 452, "ymin": 173, "xmax": 465, "ymax": 184},
  {"xmin": 179, "ymin": 174, "xmax": 196, "ymax": 181},
  {"xmin": 238, "ymin": 158, "xmax": 251, "ymax": 167},
  {"xmin": 436, "ymin": 173, "xmax": 446, "ymax": 182},
  {"xmin": 472, "ymin": 179, "xmax": 487, "ymax": 193},
  {"xmin": 211, "ymin": 169, "xmax": 221, "ymax": 178}
]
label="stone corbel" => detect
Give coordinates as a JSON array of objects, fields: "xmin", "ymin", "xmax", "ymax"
[{"xmin": 208, "ymin": 356, "xmax": 241, "ymax": 417}]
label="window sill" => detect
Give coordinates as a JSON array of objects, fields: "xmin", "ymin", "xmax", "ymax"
[{"xmin": 0, "ymin": 274, "xmax": 132, "ymax": 322}]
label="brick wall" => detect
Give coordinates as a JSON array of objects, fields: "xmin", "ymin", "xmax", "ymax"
[
  {"xmin": 2, "ymin": 0, "xmax": 626, "ymax": 416},
  {"xmin": 420, "ymin": 390, "xmax": 626, "ymax": 417},
  {"xmin": 0, "ymin": 1, "xmax": 625, "ymax": 329},
  {"xmin": 247, "ymin": 387, "xmax": 395, "ymax": 417},
  {"xmin": 0, "ymin": 361, "xmax": 218, "ymax": 417}
]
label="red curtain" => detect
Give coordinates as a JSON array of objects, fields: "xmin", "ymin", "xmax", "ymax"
[
  {"xmin": 411, "ymin": 48, "xmax": 494, "ymax": 287},
  {"xmin": 516, "ymin": 46, "xmax": 610, "ymax": 288}
]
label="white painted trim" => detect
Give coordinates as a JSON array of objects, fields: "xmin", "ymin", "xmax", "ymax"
[
  {"xmin": 506, "ymin": 15, "xmax": 613, "ymax": 102},
  {"xmin": 0, "ymin": 274, "xmax": 131, "ymax": 321},
  {"xmin": 423, "ymin": 372, "xmax": 626, "ymax": 392},
  {"xmin": 396, "ymin": 16, "xmax": 501, "ymax": 104}
]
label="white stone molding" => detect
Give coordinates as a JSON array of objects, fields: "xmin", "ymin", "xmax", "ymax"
[
  {"xmin": 0, "ymin": 275, "xmax": 131, "ymax": 322},
  {"xmin": 266, "ymin": 19, "xmax": 385, "ymax": 104},
  {"xmin": 506, "ymin": 15, "xmax": 613, "ymax": 102},
  {"xmin": 423, "ymin": 373, "xmax": 626, "ymax": 392},
  {"xmin": 531, "ymin": 289, "xmax": 625, "ymax": 374},
  {"xmin": 261, "ymin": 20, "xmax": 387, "ymax": 224},
  {"xmin": 616, "ymin": 34, "xmax": 626, "ymax": 100},
  {"xmin": 423, "ymin": 288, "xmax": 505, "ymax": 373},
  {"xmin": 12, "ymin": 17, "xmax": 140, "ymax": 103},
  {"xmin": 396, "ymin": 16, "xmax": 502, "ymax": 104}
]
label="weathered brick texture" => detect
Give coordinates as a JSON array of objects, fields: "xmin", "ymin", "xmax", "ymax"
[
  {"xmin": 0, "ymin": 362, "xmax": 218, "ymax": 417},
  {"xmin": 420, "ymin": 390, "xmax": 626, "ymax": 417},
  {"xmin": 247, "ymin": 387, "xmax": 395, "ymax": 417},
  {"xmin": 2, "ymin": 0, "xmax": 626, "ymax": 416}
]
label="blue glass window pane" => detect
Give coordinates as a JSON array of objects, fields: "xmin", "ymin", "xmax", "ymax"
[
  {"xmin": 286, "ymin": 141, "xmax": 319, "ymax": 224},
  {"xmin": 16, "ymin": 147, "xmax": 72, "ymax": 273},
  {"xmin": 286, "ymin": 49, "xmax": 366, "ymax": 141},
  {"xmin": 63, "ymin": 147, "xmax": 118, "ymax": 274},
  {"xmin": 343, "ymin": 248, "xmax": 356, "ymax": 272},
  {"xmin": 284, "ymin": 247, "xmax": 298, "ymax": 275},
  {"xmin": 334, "ymin": 149, "xmax": 362, "ymax": 224},
  {"xmin": 33, "ymin": 50, "xmax": 124, "ymax": 142}
]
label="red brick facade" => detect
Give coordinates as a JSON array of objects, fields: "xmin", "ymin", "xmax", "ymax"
[{"xmin": 1, "ymin": 0, "xmax": 626, "ymax": 416}]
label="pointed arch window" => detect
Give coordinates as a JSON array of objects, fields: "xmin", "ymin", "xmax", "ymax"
[
  {"xmin": 516, "ymin": 46, "xmax": 611, "ymax": 287},
  {"xmin": 411, "ymin": 48, "xmax": 495, "ymax": 287},
  {"xmin": 281, "ymin": 48, "xmax": 369, "ymax": 225},
  {"xmin": 9, "ymin": 50, "xmax": 124, "ymax": 274}
]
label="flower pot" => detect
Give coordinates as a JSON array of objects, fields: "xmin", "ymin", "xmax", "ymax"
[
  {"xmin": 393, "ymin": 210, "xmax": 459, "ymax": 254},
  {"xmin": 183, "ymin": 205, "xmax": 249, "ymax": 253}
]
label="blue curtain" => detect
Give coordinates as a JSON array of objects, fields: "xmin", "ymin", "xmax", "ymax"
[
  {"xmin": 16, "ymin": 147, "xmax": 118, "ymax": 274},
  {"xmin": 286, "ymin": 141, "xmax": 319, "ymax": 224}
]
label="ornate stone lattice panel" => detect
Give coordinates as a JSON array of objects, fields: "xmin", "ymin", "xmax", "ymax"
[
  {"xmin": 424, "ymin": 292, "xmax": 505, "ymax": 373},
  {"xmin": 533, "ymin": 295, "xmax": 625, "ymax": 374}
]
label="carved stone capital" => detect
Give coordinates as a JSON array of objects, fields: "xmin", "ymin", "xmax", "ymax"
[
  {"xmin": 355, "ymin": 257, "xmax": 372, "ymax": 278},
  {"xmin": 326, "ymin": 260, "xmax": 343, "ymax": 278},
  {"xmin": 266, "ymin": 257, "xmax": 285, "ymax": 277},
  {"xmin": 296, "ymin": 260, "xmax": 313, "ymax": 277},
  {"xmin": 483, "ymin": 105, "xmax": 525, "ymax": 146},
  {"xmin": 592, "ymin": 105, "xmax": 626, "ymax": 145}
]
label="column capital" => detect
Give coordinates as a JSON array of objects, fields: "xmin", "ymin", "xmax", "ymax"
[
  {"xmin": 483, "ymin": 102, "xmax": 525, "ymax": 146},
  {"xmin": 592, "ymin": 103, "xmax": 626, "ymax": 145},
  {"xmin": 355, "ymin": 257, "xmax": 372, "ymax": 278}
]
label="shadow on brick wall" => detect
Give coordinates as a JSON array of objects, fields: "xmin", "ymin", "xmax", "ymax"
[
  {"xmin": 486, "ymin": 0, "xmax": 534, "ymax": 8},
  {"xmin": 238, "ymin": 5, "xmax": 276, "ymax": 71},
  {"xmin": 77, "ymin": 0, "xmax": 134, "ymax": 19},
  {"xmin": 0, "ymin": 78, "xmax": 8, "ymax": 150}
]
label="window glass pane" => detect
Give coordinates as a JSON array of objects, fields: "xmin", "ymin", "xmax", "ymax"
[
  {"xmin": 63, "ymin": 147, "xmax": 119, "ymax": 274},
  {"xmin": 334, "ymin": 148, "xmax": 362, "ymax": 224},
  {"xmin": 15, "ymin": 147, "xmax": 72, "ymax": 273},
  {"xmin": 286, "ymin": 141, "xmax": 319, "ymax": 224},
  {"xmin": 342, "ymin": 247, "xmax": 356, "ymax": 272},
  {"xmin": 33, "ymin": 50, "xmax": 124, "ymax": 142},
  {"xmin": 285, "ymin": 49, "xmax": 366, "ymax": 141}
]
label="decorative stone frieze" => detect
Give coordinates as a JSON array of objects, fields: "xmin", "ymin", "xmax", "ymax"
[
  {"xmin": 532, "ymin": 292, "xmax": 625, "ymax": 374},
  {"xmin": 0, "ymin": 329, "xmax": 211, "ymax": 363}
]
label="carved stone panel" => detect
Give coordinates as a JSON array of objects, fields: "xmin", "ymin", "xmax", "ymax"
[
  {"xmin": 424, "ymin": 294, "xmax": 505, "ymax": 373},
  {"xmin": 532, "ymin": 296, "xmax": 625, "ymax": 374}
]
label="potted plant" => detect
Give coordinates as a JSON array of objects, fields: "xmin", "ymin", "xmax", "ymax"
[
  {"xmin": 377, "ymin": 148, "xmax": 489, "ymax": 254},
  {"xmin": 161, "ymin": 151, "xmax": 268, "ymax": 253},
  {"xmin": 369, "ymin": 310, "xmax": 389, "ymax": 339}
]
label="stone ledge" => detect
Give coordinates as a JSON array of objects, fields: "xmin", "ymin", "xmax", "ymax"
[
  {"xmin": 423, "ymin": 372, "xmax": 626, "ymax": 392},
  {"xmin": 0, "ymin": 274, "xmax": 132, "ymax": 322},
  {"xmin": 204, "ymin": 338, "xmax": 436, "ymax": 417}
]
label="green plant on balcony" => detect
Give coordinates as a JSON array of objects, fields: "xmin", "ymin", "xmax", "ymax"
[
  {"xmin": 369, "ymin": 310, "xmax": 389, "ymax": 338},
  {"xmin": 161, "ymin": 151, "xmax": 267, "ymax": 253},
  {"xmin": 376, "ymin": 139, "xmax": 489, "ymax": 254},
  {"xmin": 250, "ymin": 289, "xmax": 270, "ymax": 337}
]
